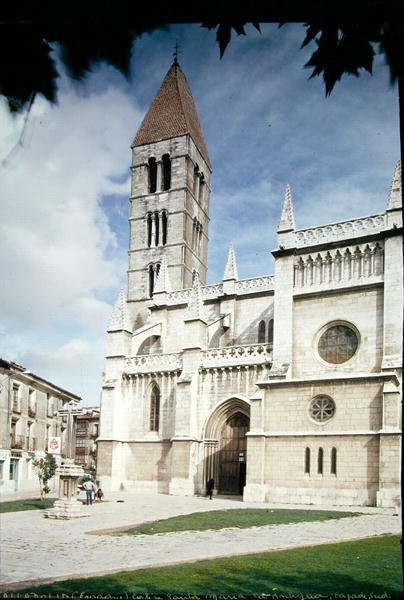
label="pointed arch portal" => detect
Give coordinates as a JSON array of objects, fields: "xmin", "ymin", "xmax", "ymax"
[{"xmin": 204, "ymin": 398, "xmax": 250, "ymax": 495}]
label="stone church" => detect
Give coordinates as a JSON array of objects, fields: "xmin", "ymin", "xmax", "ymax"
[{"xmin": 97, "ymin": 59, "xmax": 402, "ymax": 508}]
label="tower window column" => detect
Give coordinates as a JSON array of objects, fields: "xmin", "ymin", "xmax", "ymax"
[{"xmin": 156, "ymin": 160, "xmax": 163, "ymax": 192}]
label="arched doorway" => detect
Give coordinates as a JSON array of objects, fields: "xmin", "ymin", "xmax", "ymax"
[
  {"xmin": 218, "ymin": 412, "xmax": 249, "ymax": 494},
  {"xmin": 203, "ymin": 398, "xmax": 250, "ymax": 496}
]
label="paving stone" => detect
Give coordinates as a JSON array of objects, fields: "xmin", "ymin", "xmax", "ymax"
[{"xmin": 0, "ymin": 491, "xmax": 400, "ymax": 590}]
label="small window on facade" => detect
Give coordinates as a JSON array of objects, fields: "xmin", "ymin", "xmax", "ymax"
[
  {"xmin": 317, "ymin": 447, "xmax": 324, "ymax": 474},
  {"xmin": 150, "ymin": 385, "xmax": 160, "ymax": 431},
  {"xmin": 258, "ymin": 320, "xmax": 266, "ymax": 343},
  {"xmin": 267, "ymin": 319, "xmax": 274, "ymax": 343},
  {"xmin": 148, "ymin": 157, "xmax": 157, "ymax": 193},
  {"xmin": 304, "ymin": 447, "xmax": 310, "ymax": 474},
  {"xmin": 331, "ymin": 447, "xmax": 337, "ymax": 475},
  {"xmin": 162, "ymin": 154, "xmax": 171, "ymax": 190}
]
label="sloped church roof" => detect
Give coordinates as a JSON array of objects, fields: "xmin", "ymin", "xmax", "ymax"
[{"xmin": 132, "ymin": 61, "xmax": 211, "ymax": 169}]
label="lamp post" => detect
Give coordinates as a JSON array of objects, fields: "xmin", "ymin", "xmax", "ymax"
[{"xmin": 44, "ymin": 401, "xmax": 89, "ymax": 519}]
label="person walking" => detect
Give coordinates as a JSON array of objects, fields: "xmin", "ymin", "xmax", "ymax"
[
  {"xmin": 207, "ymin": 478, "xmax": 214, "ymax": 500},
  {"xmin": 83, "ymin": 478, "xmax": 96, "ymax": 505}
]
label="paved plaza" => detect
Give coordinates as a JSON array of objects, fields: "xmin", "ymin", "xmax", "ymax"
[{"xmin": 0, "ymin": 491, "xmax": 401, "ymax": 592}]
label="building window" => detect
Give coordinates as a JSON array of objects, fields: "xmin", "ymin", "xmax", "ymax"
[
  {"xmin": 258, "ymin": 320, "xmax": 266, "ymax": 343},
  {"xmin": 318, "ymin": 323, "xmax": 358, "ymax": 364},
  {"xmin": 304, "ymin": 447, "xmax": 310, "ymax": 474},
  {"xmin": 162, "ymin": 154, "xmax": 171, "ymax": 190},
  {"xmin": 317, "ymin": 448, "xmax": 324, "ymax": 475},
  {"xmin": 309, "ymin": 396, "xmax": 336, "ymax": 423},
  {"xmin": 47, "ymin": 394, "xmax": 54, "ymax": 417},
  {"xmin": 148, "ymin": 157, "xmax": 157, "ymax": 193},
  {"xmin": 12, "ymin": 384, "xmax": 20, "ymax": 412},
  {"xmin": 267, "ymin": 319, "xmax": 274, "ymax": 343},
  {"xmin": 28, "ymin": 389, "xmax": 36, "ymax": 417},
  {"xmin": 149, "ymin": 385, "xmax": 160, "ymax": 432},
  {"xmin": 331, "ymin": 447, "xmax": 337, "ymax": 475}
]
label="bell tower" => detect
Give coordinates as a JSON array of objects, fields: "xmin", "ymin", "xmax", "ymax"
[{"xmin": 127, "ymin": 60, "xmax": 212, "ymax": 328}]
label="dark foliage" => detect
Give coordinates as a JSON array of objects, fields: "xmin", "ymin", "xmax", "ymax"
[{"xmin": 0, "ymin": 2, "xmax": 402, "ymax": 111}]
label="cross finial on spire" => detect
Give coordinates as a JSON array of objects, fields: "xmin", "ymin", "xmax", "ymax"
[{"xmin": 173, "ymin": 40, "xmax": 180, "ymax": 66}]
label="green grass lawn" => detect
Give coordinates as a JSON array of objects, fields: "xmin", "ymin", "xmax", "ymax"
[
  {"xmin": 15, "ymin": 535, "xmax": 403, "ymax": 598},
  {"xmin": 0, "ymin": 497, "xmax": 55, "ymax": 513},
  {"xmin": 123, "ymin": 507, "xmax": 360, "ymax": 535}
]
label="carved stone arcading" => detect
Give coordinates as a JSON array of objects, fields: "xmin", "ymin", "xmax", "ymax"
[{"xmin": 294, "ymin": 242, "xmax": 384, "ymax": 289}]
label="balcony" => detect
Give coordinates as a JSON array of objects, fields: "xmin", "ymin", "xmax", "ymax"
[
  {"xmin": 28, "ymin": 407, "xmax": 36, "ymax": 418},
  {"xmin": 10, "ymin": 435, "xmax": 37, "ymax": 451},
  {"xmin": 201, "ymin": 343, "xmax": 273, "ymax": 369}
]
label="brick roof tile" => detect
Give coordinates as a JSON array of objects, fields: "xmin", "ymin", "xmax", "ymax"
[{"xmin": 132, "ymin": 62, "xmax": 211, "ymax": 170}]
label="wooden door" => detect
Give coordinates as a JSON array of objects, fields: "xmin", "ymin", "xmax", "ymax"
[{"xmin": 218, "ymin": 412, "xmax": 249, "ymax": 494}]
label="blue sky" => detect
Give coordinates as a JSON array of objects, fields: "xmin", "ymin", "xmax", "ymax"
[{"xmin": 0, "ymin": 23, "xmax": 400, "ymax": 403}]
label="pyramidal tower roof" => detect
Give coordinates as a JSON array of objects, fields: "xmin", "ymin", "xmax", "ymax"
[{"xmin": 132, "ymin": 61, "xmax": 211, "ymax": 170}]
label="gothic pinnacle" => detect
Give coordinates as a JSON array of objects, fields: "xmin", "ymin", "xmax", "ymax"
[
  {"xmin": 223, "ymin": 243, "xmax": 239, "ymax": 281},
  {"xmin": 278, "ymin": 184, "xmax": 296, "ymax": 232}
]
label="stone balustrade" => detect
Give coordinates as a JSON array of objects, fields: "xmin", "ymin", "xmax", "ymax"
[
  {"xmin": 124, "ymin": 353, "xmax": 183, "ymax": 374},
  {"xmin": 295, "ymin": 213, "xmax": 386, "ymax": 247},
  {"xmin": 201, "ymin": 343, "xmax": 273, "ymax": 368},
  {"xmin": 162, "ymin": 277, "xmax": 274, "ymax": 308},
  {"xmin": 235, "ymin": 276, "xmax": 274, "ymax": 293}
]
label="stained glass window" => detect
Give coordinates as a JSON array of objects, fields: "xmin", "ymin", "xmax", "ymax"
[{"xmin": 318, "ymin": 325, "xmax": 358, "ymax": 364}]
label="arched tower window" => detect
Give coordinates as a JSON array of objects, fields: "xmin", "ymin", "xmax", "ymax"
[
  {"xmin": 193, "ymin": 164, "xmax": 200, "ymax": 197},
  {"xmin": 199, "ymin": 172, "xmax": 205, "ymax": 203},
  {"xmin": 149, "ymin": 384, "xmax": 160, "ymax": 431},
  {"xmin": 304, "ymin": 447, "xmax": 310, "ymax": 474},
  {"xmin": 317, "ymin": 447, "xmax": 324, "ymax": 475},
  {"xmin": 258, "ymin": 320, "xmax": 266, "ymax": 343},
  {"xmin": 162, "ymin": 154, "xmax": 171, "ymax": 190},
  {"xmin": 148, "ymin": 263, "xmax": 161, "ymax": 297},
  {"xmin": 161, "ymin": 211, "xmax": 167, "ymax": 245},
  {"xmin": 330, "ymin": 447, "xmax": 337, "ymax": 475},
  {"xmin": 154, "ymin": 211, "xmax": 160, "ymax": 246},
  {"xmin": 146, "ymin": 213, "xmax": 152, "ymax": 247},
  {"xmin": 267, "ymin": 319, "xmax": 274, "ymax": 343},
  {"xmin": 148, "ymin": 157, "xmax": 157, "ymax": 193}
]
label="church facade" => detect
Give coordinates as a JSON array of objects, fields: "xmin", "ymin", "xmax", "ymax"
[{"xmin": 97, "ymin": 60, "xmax": 402, "ymax": 508}]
